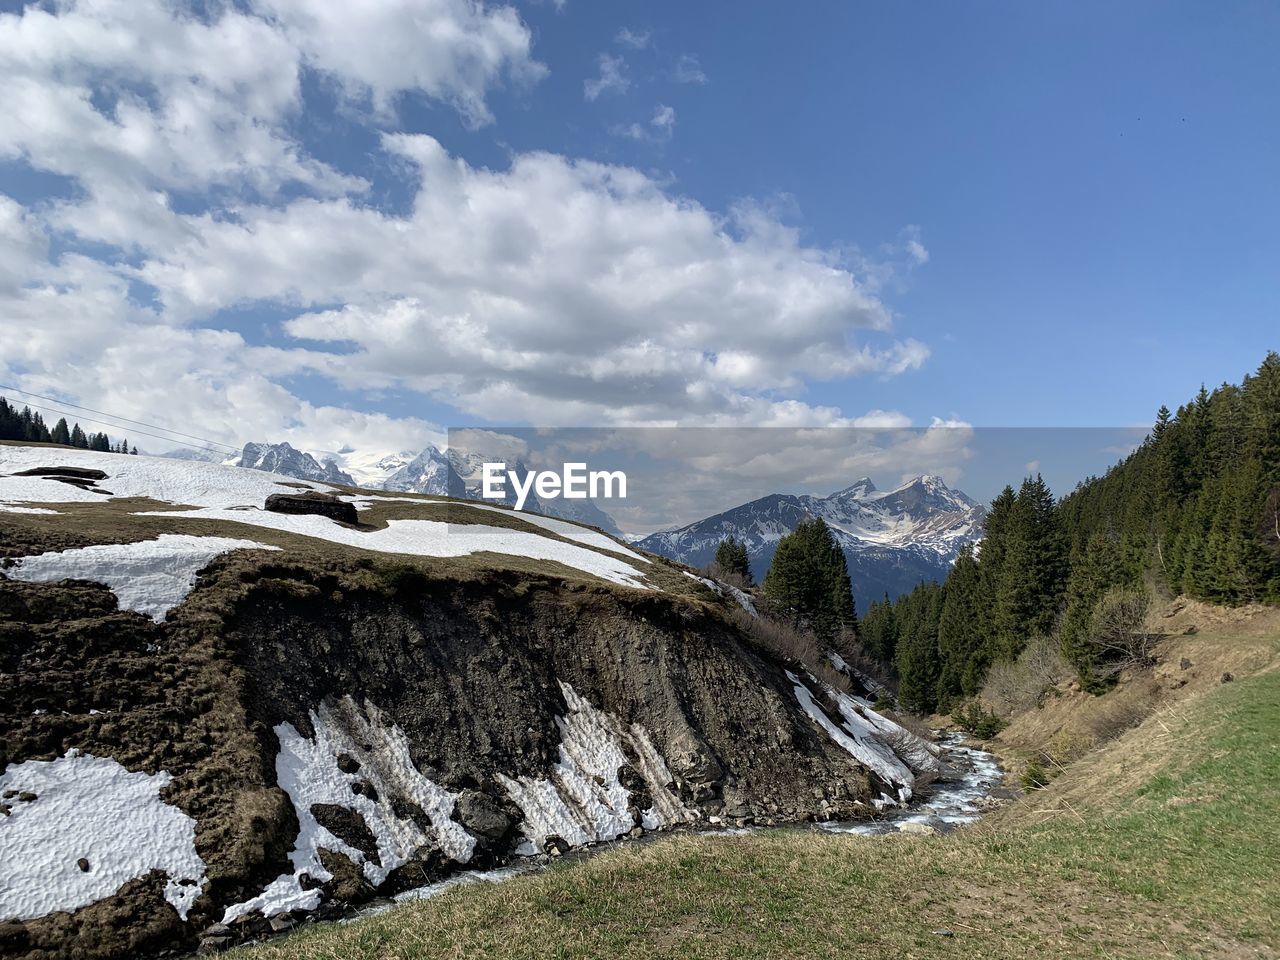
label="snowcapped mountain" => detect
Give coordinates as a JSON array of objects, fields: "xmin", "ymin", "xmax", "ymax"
[
  {"xmin": 636, "ymin": 475, "xmax": 985, "ymax": 611},
  {"xmin": 382, "ymin": 447, "xmax": 453, "ymax": 494},
  {"xmin": 317, "ymin": 448, "xmax": 420, "ymax": 489},
  {"xmin": 233, "ymin": 442, "xmax": 355, "ymax": 486},
  {"xmin": 231, "ymin": 441, "xmax": 623, "ymax": 537}
]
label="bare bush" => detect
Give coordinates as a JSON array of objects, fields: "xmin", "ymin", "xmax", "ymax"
[
  {"xmin": 704, "ymin": 563, "xmax": 755, "ymax": 592},
  {"xmin": 982, "ymin": 632, "xmax": 1072, "ymax": 715},
  {"xmin": 1090, "ymin": 587, "xmax": 1157, "ymax": 669},
  {"xmin": 728, "ymin": 607, "xmax": 850, "ymax": 692},
  {"xmin": 830, "ymin": 627, "xmax": 898, "ymax": 696}
]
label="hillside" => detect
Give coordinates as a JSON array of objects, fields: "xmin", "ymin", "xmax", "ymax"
[
  {"xmin": 224, "ymin": 600, "xmax": 1280, "ymax": 960},
  {"xmin": 0, "ymin": 444, "xmax": 944, "ymax": 959}
]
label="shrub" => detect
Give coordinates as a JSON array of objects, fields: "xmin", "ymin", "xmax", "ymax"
[
  {"xmin": 950, "ymin": 700, "xmax": 1006, "ymax": 739},
  {"xmin": 729, "ymin": 607, "xmax": 850, "ymax": 692},
  {"xmin": 981, "ymin": 632, "xmax": 1071, "ymax": 715},
  {"xmin": 1021, "ymin": 755, "xmax": 1051, "ymax": 791},
  {"xmin": 1089, "ymin": 587, "xmax": 1157, "ymax": 669}
]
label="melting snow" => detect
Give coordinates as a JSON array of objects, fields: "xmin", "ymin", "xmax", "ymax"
[
  {"xmin": 0, "ymin": 752, "xmax": 205, "ymax": 922},
  {"xmin": 682, "ymin": 571, "xmax": 722, "ymax": 594},
  {"xmin": 787, "ymin": 672, "xmax": 913, "ymax": 803},
  {"xmin": 498, "ymin": 683, "xmax": 694, "ymax": 853},
  {"xmin": 0, "ymin": 446, "xmax": 330, "ymax": 508},
  {"xmin": 222, "ymin": 697, "xmax": 476, "ymax": 922},
  {"xmin": 4, "ymin": 535, "xmax": 281, "ymax": 622},
  {"xmin": 139, "ymin": 509, "xmax": 649, "ymax": 589},
  {"xmin": 1, "ymin": 446, "xmax": 650, "ymax": 590},
  {"xmin": 465, "ymin": 504, "xmax": 648, "ymax": 563}
]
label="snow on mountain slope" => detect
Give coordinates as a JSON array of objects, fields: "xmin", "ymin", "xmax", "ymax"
[
  {"xmin": 636, "ymin": 475, "xmax": 985, "ymax": 610},
  {"xmin": 231, "ymin": 441, "xmax": 624, "ymax": 537},
  {"xmin": 233, "ymin": 442, "xmax": 354, "ymax": 486},
  {"xmin": 0, "ymin": 446, "xmax": 647, "ymax": 590}
]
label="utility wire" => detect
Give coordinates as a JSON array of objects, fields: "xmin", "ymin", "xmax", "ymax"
[
  {"xmin": 0, "ymin": 384, "xmax": 240, "ymax": 454},
  {"xmin": 1, "ymin": 396, "xmax": 239, "ymax": 456}
]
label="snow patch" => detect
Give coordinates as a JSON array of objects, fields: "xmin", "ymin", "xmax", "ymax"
[
  {"xmin": 498, "ymin": 683, "xmax": 694, "ymax": 852},
  {"xmin": 0, "ymin": 446, "xmax": 332, "ymax": 508},
  {"xmin": 723, "ymin": 583, "xmax": 757, "ymax": 616},
  {"xmin": 465, "ymin": 504, "xmax": 648, "ymax": 562},
  {"xmin": 222, "ymin": 698, "xmax": 475, "ymax": 922},
  {"xmin": 0, "ymin": 752, "xmax": 205, "ymax": 922},
  {"xmin": 682, "ymin": 571, "xmax": 722, "ymax": 594},
  {"xmin": 139, "ymin": 509, "xmax": 649, "ymax": 589},
  {"xmin": 5, "ymin": 535, "xmax": 280, "ymax": 622},
  {"xmin": 0, "ymin": 504, "xmax": 58, "ymax": 515},
  {"xmin": 787, "ymin": 672, "xmax": 914, "ymax": 803}
]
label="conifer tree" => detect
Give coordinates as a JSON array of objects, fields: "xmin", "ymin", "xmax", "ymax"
[
  {"xmin": 713, "ymin": 536, "xmax": 754, "ymax": 585},
  {"xmin": 762, "ymin": 518, "xmax": 857, "ymax": 641}
]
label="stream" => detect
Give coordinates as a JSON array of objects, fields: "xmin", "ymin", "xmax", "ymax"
[{"xmin": 346, "ymin": 734, "xmax": 1006, "ymax": 921}]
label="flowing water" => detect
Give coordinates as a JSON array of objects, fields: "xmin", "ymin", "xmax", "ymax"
[{"xmin": 347, "ymin": 733, "xmax": 1006, "ymax": 923}]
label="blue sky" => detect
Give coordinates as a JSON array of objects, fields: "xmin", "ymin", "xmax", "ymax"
[{"xmin": 0, "ymin": 0, "xmax": 1275, "ymax": 480}]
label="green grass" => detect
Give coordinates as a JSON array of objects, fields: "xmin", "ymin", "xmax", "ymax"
[{"xmin": 230, "ymin": 668, "xmax": 1280, "ymax": 959}]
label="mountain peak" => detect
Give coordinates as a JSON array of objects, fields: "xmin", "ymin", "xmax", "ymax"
[{"xmin": 830, "ymin": 477, "xmax": 877, "ymax": 499}]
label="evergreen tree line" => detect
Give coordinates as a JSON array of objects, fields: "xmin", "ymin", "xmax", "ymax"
[
  {"xmin": 860, "ymin": 353, "xmax": 1280, "ymax": 712},
  {"xmin": 0, "ymin": 398, "xmax": 139, "ymax": 454}
]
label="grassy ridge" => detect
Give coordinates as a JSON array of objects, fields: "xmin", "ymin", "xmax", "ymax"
[{"xmin": 233, "ymin": 660, "xmax": 1280, "ymax": 959}]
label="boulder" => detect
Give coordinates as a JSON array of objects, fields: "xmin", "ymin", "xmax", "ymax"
[{"xmin": 264, "ymin": 493, "xmax": 358, "ymax": 525}]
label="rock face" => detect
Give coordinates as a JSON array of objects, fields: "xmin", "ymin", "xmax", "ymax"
[
  {"xmin": 0, "ymin": 551, "xmax": 930, "ymax": 959},
  {"xmin": 263, "ymin": 493, "xmax": 358, "ymax": 526}
]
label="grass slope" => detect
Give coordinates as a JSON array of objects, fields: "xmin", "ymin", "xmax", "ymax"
[{"xmin": 232, "ymin": 638, "xmax": 1280, "ymax": 959}]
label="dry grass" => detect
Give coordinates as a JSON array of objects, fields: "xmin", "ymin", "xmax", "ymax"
[{"xmin": 726, "ymin": 607, "xmax": 851, "ymax": 692}]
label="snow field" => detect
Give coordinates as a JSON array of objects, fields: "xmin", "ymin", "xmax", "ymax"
[
  {"xmin": 5, "ymin": 534, "xmax": 281, "ymax": 621},
  {"xmin": 0, "ymin": 752, "xmax": 205, "ymax": 922}
]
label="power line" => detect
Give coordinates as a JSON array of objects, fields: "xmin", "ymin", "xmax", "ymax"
[
  {"xmin": 0, "ymin": 384, "xmax": 240, "ymax": 454},
  {"xmin": 1, "ymin": 396, "xmax": 238, "ymax": 457}
]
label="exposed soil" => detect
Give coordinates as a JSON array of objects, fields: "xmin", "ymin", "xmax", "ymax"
[{"xmin": 0, "ymin": 546, "xmax": 895, "ymax": 960}]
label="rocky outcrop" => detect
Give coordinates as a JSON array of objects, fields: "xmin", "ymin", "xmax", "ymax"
[
  {"xmin": 0, "ymin": 553, "xmax": 929, "ymax": 959},
  {"xmin": 263, "ymin": 493, "xmax": 358, "ymax": 525}
]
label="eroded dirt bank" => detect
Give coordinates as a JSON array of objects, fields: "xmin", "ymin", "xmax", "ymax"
[{"xmin": 1, "ymin": 553, "xmax": 934, "ymax": 959}]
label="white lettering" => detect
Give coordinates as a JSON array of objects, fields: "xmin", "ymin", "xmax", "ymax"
[
  {"xmin": 478, "ymin": 463, "xmax": 628, "ymax": 510},
  {"xmin": 509, "ymin": 470, "xmax": 537, "ymax": 512},
  {"xmin": 562, "ymin": 463, "xmax": 587, "ymax": 499},
  {"xmin": 590, "ymin": 470, "xmax": 627, "ymax": 500},
  {"xmin": 481, "ymin": 462, "xmax": 506, "ymax": 500}
]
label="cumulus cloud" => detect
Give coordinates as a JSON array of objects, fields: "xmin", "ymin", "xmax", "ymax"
[
  {"xmin": 248, "ymin": 0, "xmax": 545, "ymax": 126},
  {"xmin": 0, "ymin": 0, "xmax": 936, "ymax": 451},
  {"xmin": 613, "ymin": 103, "xmax": 676, "ymax": 142},
  {"xmin": 615, "ymin": 28, "xmax": 650, "ymax": 49},
  {"xmin": 584, "ymin": 53, "xmax": 629, "ymax": 100},
  {"xmin": 672, "ymin": 53, "xmax": 707, "ymax": 84}
]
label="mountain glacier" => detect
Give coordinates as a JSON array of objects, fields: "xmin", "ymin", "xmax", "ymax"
[{"xmin": 636, "ymin": 475, "xmax": 986, "ymax": 611}]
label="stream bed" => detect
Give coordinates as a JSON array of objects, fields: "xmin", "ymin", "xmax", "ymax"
[{"xmin": 345, "ymin": 734, "xmax": 1007, "ymax": 923}]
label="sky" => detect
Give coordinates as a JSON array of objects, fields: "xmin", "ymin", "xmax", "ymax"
[{"xmin": 0, "ymin": 0, "xmax": 1276, "ymax": 503}]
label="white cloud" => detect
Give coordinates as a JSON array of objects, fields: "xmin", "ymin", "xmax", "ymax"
[
  {"xmin": 584, "ymin": 53, "xmax": 629, "ymax": 100},
  {"xmin": 615, "ymin": 28, "xmax": 650, "ymax": 49},
  {"xmin": 0, "ymin": 0, "xmax": 935, "ymax": 450},
  {"xmin": 672, "ymin": 53, "xmax": 707, "ymax": 85},
  {"xmin": 248, "ymin": 0, "xmax": 545, "ymax": 126},
  {"xmin": 116, "ymin": 134, "xmax": 925, "ymax": 424},
  {"xmin": 613, "ymin": 103, "xmax": 676, "ymax": 142}
]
